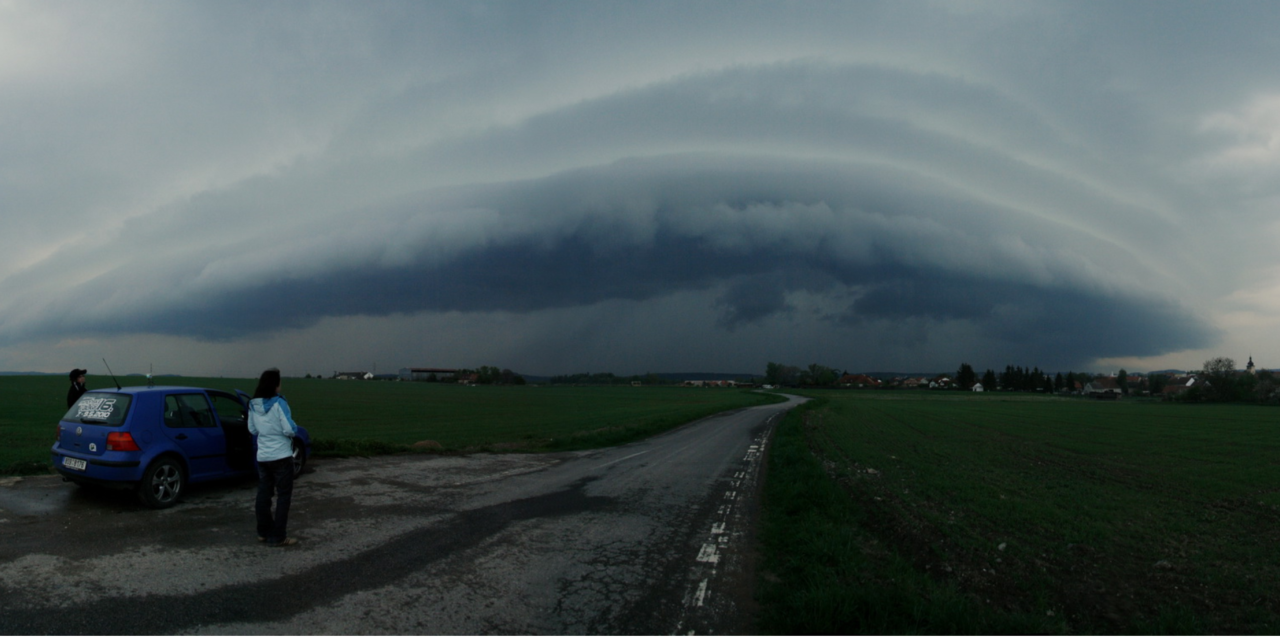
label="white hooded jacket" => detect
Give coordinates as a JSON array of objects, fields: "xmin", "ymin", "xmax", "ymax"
[{"xmin": 247, "ymin": 396, "xmax": 299, "ymax": 462}]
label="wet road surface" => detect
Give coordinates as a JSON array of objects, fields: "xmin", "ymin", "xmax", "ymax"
[{"xmin": 0, "ymin": 395, "xmax": 804, "ymax": 634}]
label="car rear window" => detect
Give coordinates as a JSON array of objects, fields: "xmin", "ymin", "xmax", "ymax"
[{"xmin": 63, "ymin": 393, "xmax": 133, "ymax": 427}]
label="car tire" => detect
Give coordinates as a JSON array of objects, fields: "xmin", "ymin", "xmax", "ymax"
[
  {"xmin": 137, "ymin": 456, "xmax": 185, "ymax": 509},
  {"xmin": 291, "ymin": 438, "xmax": 307, "ymax": 478}
]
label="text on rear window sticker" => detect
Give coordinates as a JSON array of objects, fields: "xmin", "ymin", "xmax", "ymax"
[{"xmin": 77, "ymin": 397, "xmax": 118, "ymax": 420}]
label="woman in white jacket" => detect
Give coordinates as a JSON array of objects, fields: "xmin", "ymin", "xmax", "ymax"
[{"xmin": 247, "ymin": 368, "xmax": 300, "ymax": 547}]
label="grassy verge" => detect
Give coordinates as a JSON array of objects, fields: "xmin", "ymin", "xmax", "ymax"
[{"xmin": 757, "ymin": 390, "xmax": 1280, "ymax": 634}]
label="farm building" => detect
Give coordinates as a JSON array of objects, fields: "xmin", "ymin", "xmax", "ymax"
[
  {"xmin": 1161, "ymin": 375, "xmax": 1210, "ymax": 398},
  {"xmin": 838, "ymin": 374, "xmax": 881, "ymax": 388},
  {"xmin": 1084, "ymin": 377, "xmax": 1121, "ymax": 397},
  {"xmin": 929, "ymin": 376, "xmax": 954, "ymax": 389}
]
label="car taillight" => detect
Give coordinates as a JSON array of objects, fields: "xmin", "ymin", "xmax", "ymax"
[
  {"xmin": 55, "ymin": 425, "xmax": 61, "ymax": 442},
  {"xmin": 106, "ymin": 432, "xmax": 140, "ymax": 452}
]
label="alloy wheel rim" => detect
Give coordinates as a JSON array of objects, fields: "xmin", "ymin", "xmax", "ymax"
[{"xmin": 153, "ymin": 465, "xmax": 180, "ymax": 501}]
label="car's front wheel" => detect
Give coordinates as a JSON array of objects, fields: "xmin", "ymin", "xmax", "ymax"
[
  {"xmin": 137, "ymin": 456, "xmax": 185, "ymax": 509},
  {"xmin": 291, "ymin": 439, "xmax": 307, "ymax": 478}
]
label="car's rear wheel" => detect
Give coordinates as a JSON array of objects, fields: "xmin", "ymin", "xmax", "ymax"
[
  {"xmin": 291, "ymin": 439, "xmax": 306, "ymax": 478},
  {"xmin": 137, "ymin": 456, "xmax": 185, "ymax": 509}
]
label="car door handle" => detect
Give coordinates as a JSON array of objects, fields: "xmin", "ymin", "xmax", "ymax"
[{"xmin": 175, "ymin": 434, "xmax": 188, "ymax": 440}]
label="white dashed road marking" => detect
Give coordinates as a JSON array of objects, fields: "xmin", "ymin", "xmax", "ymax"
[
  {"xmin": 676, "ymin": 424, "xmax": 781, "ymax": 633},
  {"xmin": 696, "ymin": 543, "xmax": 720, "ymax": 564},
  {"xmin": 693, "ymin": 579, "xmax": 709, "ymax": 607}
]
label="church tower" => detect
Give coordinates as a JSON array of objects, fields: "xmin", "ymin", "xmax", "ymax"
[{"xmin": 1247, "ymin": 355, "xmax": 1256, "ymax": 375}]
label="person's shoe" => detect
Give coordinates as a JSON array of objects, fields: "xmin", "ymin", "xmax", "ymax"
[{"xmin": 271, "ymin": 537, "xmax": 298, "ymax": 547}]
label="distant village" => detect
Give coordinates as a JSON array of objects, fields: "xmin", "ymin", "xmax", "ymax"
[
  {"xmin": 763, "ymin": 356, "xmax": 1278, "ymax": 403},
  {"xmin": 313, "ymin": 356, "xmax": 1277, "ymax": 403}
]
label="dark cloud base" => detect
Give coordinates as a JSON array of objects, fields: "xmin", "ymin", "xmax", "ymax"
[
  {"xmin": 844, "ymin": 273, "xmax": 1217, "ymax": 363},
  {"xmin": 73, "ymin": 230, "xmax": 1214, "ymax": 368},
  {"xmin": 16, "ymin": 156, "xmax": 1216, "ymax": 370}
]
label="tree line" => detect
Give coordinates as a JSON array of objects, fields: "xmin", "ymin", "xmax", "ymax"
[
  {"xmin": 764, "ymin": 362, "xmax": 839, "ymax": 387},
  {"xmin": 411, "ymin": 366, "xmax": 527, "ymax": 385},
  {"xmin": 550, "ymin": 372, "xmax": 670, "ymax": 385},
  {"xmin": 1172, "ymin": 356, "xmax": 1279, "ymax": 403},
  {"xmin": 956, "ymin": 363, "xmax": 1102, "ymax": 393}
]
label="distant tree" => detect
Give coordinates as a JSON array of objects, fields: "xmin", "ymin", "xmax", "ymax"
[
  {"xmin": 1131, "ymin": 374, "xmax": 1148, "ymax": 396},
  {"xmin": 1118, "ymin": 369, "xmax": 1129, "ymax": 396},
  {"xmin": 551, "ymin": 372, "xmax": 627, "ymax": 385},
  {"xmin": 1255, "ymin": 370, "xmax": 1278, "ymax": 403},
  {"xmin": 1203, "ymin": 357, "xmax": 1236, "ymax": 378},
  {"xmin": 956, "ymin": 363, "xmax": 978, "ymax": 389},
  {"xmin": 1235, "ymin": 371, "xmax": 1259, "ymax": 402},
  {"xmin": 765, "ymin": 362, "xmax": 801, "ymax": 386},
  {"xmin": 982, "ymin": 369, "xmax": 998, "ymax": 391},
  {"xmin": 1202, "ymin": 357, "xmax": 1237, "ymax": 402},
  {"xmin": 1148, "ymin": 373, "xmax": 1168, "ymax": 396},
  {"xmin": 1054, "ymin": 372, "xmax": 1064, "ymax": 392},
  {"xmin": 802, "ymin": 363, "xmax": 838, "ymax": 387},
  {"xmin": 473, "ymin": 365, "xmax": 500, "ymax": 384}
]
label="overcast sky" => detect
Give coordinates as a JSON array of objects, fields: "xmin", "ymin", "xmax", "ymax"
[{"xmin": 4, "ymin": 0, "xmax": 1280, "ymax": 378}]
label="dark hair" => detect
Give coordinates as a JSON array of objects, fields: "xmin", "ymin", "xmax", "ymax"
[{"xmin": 253, "ymin": 368, "xmax": 281, "ymax": 400}]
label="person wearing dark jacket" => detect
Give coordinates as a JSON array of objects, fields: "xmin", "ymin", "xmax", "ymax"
[{"xmin": 67, "ymin": 368, "xmax": 87, "ymax": 408}]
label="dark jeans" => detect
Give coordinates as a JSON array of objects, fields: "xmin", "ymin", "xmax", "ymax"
[{"xmin": 255, "ymin": 457, "xmax": 294, "ymax": 543}]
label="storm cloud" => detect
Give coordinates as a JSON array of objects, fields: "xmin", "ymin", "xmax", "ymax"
[{"xmin": 1, "ymin": 1, "xmax": 1275, "ymax": 376}]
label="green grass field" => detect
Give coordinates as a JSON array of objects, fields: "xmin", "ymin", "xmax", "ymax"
[
  {"xmin": 757, "ymin": 390, "xmax": 1280, "ymax": 634},
  {"xmin": 2, "ymin": 374, "xmax": 780, "ymax": 473}
]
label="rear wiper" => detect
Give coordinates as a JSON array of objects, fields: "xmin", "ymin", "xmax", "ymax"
[{"xmin": 79, "ymin": 419, "xmax": 108, "ymax": 425}]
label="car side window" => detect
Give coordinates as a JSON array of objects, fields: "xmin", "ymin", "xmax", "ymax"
[
  {"xmin": 209, "ymin": 393, "xmax": 245, "ymax": 423},
  {"xmin": 164, "ymin": 394, "xmax": 216, "ymax": 428}
]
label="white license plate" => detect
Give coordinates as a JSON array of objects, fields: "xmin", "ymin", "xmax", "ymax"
[{"xmin": 62, "ymin": 457, "xmax": 87, "ymax": 471}]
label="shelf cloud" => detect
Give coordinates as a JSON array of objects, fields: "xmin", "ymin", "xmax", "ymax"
[{"xmin": 2, "ymin": 1, "xmax": 1275, "ymax": 376}]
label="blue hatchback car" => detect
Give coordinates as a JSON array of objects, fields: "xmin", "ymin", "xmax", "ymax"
[{"xmin": 52, "ymin": 386, "xmax": 311, "ymax": 509}]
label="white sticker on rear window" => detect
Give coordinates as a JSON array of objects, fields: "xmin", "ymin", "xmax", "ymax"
[{"xmin": 77, "ymin": 397, "xmax": 118, "ymax": 420}]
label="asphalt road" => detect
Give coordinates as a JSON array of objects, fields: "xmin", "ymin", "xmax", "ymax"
[{"xmin": 0, "ymin": 394, "xmax": 805, "ymax": 635}]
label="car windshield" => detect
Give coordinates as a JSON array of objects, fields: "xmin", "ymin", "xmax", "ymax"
[{"xmin": 63, "ymin": 392, "xmax": 132, "ymax": 427}]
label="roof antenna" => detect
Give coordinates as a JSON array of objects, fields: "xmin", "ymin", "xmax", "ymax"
[{"xmin": 102, "ymin": 358, "xmax": 122, "ymax": 391}]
